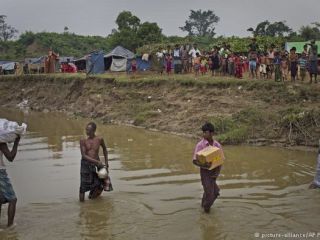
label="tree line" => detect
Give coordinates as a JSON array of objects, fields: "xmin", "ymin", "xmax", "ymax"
[{"xmin": 0, "ymin": 11, "xmax": 319, "ymax": 60}]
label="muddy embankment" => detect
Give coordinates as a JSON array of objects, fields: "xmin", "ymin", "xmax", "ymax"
[{"xmin": 0, "ymin": 75, "xmax": 319, "ymax": 148}]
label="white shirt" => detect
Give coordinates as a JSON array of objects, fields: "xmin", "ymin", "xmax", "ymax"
[
  {"xmin": 189, "ymin": 48, "xmax": 201, "ymax": 58},
  {"xmin": 0, "ymin": 152, "xmax": 5, "ymax": 169},
  {"xmin": 156, "ymin": 52, "xmax": 164, "ymax": 59}
]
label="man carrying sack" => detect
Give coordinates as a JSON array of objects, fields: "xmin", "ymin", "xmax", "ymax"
[{"xmin": 0, "ymin": 119, "xmax": 26, "ymax": 228}]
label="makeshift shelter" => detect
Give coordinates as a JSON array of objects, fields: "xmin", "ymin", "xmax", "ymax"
[
  {"xmin": 104, "ymin": 46, "xmax": 135, "ymax": 72},
  {"xmin": 285, "ymin": 41, "xmax": 320, "ymax": 54},
  {"xmin": 59, "ymin": 56, "xmax": 74, "ymax": 64},
  {"xmin": 74, "ymin": 55, "xmax": 87, "ymax": 72},
  {"xmin": 127, "ymin": 56, "xmax": 151, "ymax": 72},
  {"xmin": 86, "ymin": 50, "xmax": 105, "ymax": 74},
  {"xmin": 0, "ymin": 61, "xmax": 24, "ymax": 75},
  {"xmin": 0, "ymin": 61, "xmax": 15, "ymax": 75},
  {"xmin": 25, "ymin": 56, "xmax": 46, "ymax": 74}
]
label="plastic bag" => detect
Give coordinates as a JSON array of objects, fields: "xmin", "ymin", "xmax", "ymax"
[{"xmin": 0, "ymin": 118, "xmax": 27, "ymax": 143}]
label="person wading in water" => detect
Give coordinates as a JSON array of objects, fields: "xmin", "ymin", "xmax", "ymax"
[
  {"xmin": 0, "ymin": 135, "xmax": 20, "ymax": 228},
  {"xmin": 193, "ymin": 122, "xmax": 224, "ymax": 213},
  {"xmin": 79, "ymin": 122, "xmax": 109, "ymax": 202}
]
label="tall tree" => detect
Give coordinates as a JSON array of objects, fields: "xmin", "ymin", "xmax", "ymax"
[
  {"xmin": 299, "ymin": 22, "xmax": 320, "ymax": 40},
  {"xmin": 110, "ymin": 11, "xmax": 163, "ymax": 50},
  {"xmin": 254, "ymin": 20, "xmax": 270, "ymax": 36},
  {"xmin": 0, "ymin": 15, "xmax": 18, "ymax": 41},
  {"xmin": 116, "ymin": 11, "xmax": 140, "ymax": 31},
  {"xmin": 249, "ymin": 20, "xmax": 292, "ymax": 37},
  {"xmin": 180, "ymin": 10, "xmax": 220, "ymax": 37},
  {"xmin": 266, "ymin": 21, "xmax": 292, "ymax": 37},
  {"xmin": 137, "ymin": 22, "xmax": 163, "ymax": 45}
]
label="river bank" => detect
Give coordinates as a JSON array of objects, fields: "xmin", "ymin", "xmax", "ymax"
[{"xmin": 0, "ymin": 74, "xmax": 319, "ymax": 148}]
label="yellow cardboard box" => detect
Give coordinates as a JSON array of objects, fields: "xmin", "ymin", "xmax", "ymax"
[{"xmin": 196, "ymin": 146, "xmax": 224, "ymax": 170}]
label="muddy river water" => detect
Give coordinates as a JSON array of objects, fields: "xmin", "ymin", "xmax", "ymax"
[{"xmin": 0, "ymin": 108, "xmax": 319, "ymax": 240}]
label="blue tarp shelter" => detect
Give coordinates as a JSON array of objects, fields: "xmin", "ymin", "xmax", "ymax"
[
  {"xmin": 86, "ymin": 51, "xmax": 105, "ymax": 74},
  {"xmin": 127, "ymin": 57, "xmax": 151, "ymax": 72}
]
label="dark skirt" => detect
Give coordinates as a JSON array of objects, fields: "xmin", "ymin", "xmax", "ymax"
[
  {"xmin": 290, "ymin": 61, "xmax": 298, "ymax": 77},
  {"xmin": 200, "ymin": 166, "xmax": 221, "ymax": 211},
  {"xmin": 309, "ymin": 61, "xmax": 318, "ymax": 74},
  {"xmin": 79, "ymin": 159, "xmax": 103, "ymax": 194}
]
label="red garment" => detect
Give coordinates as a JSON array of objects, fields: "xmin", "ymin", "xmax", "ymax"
[
  {"xmin": 235, "ymin": 62, "xmax": 243, "ymax": 78},
  {"xmin": 131, "ymin": 64, "xmax": 137, "ymax": 72},
  {"xmin": 200, "ymin": 65, "xmax": 207, "ymax": 73},
  {"xmin": 61, "ymin": 63, "xmax": 77, "ymax": 73},
  {"xmin": 166, "ymin": 59, "xmax": 172, "ymax": 73}
]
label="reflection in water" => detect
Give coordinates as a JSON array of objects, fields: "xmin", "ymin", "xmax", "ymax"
[
  {"xmin": 79, "ymin": 199, "xmax": 113, "ymax": 240},
  {"xmin": 0, "ymin": 108, "xmax": 319, "ymax": 240}
]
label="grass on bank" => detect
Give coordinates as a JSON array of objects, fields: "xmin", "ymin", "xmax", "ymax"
[{"xmin": 0, "ymin": 71, "xmax": 301, "ymax": 91}]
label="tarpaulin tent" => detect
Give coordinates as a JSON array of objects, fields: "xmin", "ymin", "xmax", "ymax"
[
  {"xmin": 0, "ymin": 62, "xmax": 15, "ymax": 71},
  {"xmin": 0, "ymin": 61, "xmax": 16, "ymax": 75},
  {"xmin": 0, "ymin": 60, "xmax": 12, "ymax": 66},
  {"xmin": 104, "ymin": 46, "xmax": 135, "ymax": 72},
  {"xmin": 285, "ymin": 41, "xmax": 320, "ymax": 54},
  {"xmin": 74, "ymin": 55, "xmax": 87, "ymax": 71},
  {"xmin": 25, "ymin": 56, "xmax": 46, "ymax": 73},
  {"xmin": 59, "ymin": 56, "xmax": 74, "ymax": 64},
  {"xmin": 86, "ymin": 51, "xmax": 105, "ymax": 74},
  {"xmin": 0, "ymin": 61, "xmax": 24, "ymax": 75},
  {"xmin": 127, "ymin": 57, "xmax": 151, "ymax": 72}
]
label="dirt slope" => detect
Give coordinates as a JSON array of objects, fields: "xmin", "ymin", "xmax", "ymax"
[{"xmin": 0, "ymin": 75, "xmax": 319, "ymax": 147}]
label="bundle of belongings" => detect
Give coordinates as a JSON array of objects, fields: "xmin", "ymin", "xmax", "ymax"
[{"xmin": 0, "ymin": 119, "xmax": 27, "ymax": 143}]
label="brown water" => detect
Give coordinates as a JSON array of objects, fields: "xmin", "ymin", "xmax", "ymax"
[{"xmin": 0, "ymin": 108, "xmax": 319, "ymax": 240}]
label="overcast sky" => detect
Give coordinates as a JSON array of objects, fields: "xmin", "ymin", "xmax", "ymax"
[{"xmin": 1, "ymin": 0, "xmax": 320, "ymax": 38}]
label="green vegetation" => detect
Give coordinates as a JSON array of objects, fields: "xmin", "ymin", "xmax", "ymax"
[
  {"xmin": 0, "ymin": 31, "xmax": 111, "ymax": 60},
  {"xmin": 279, "ymin": 108, "xmax": 320, "ymax": 145},
  {"xmin": 1, "ymin": 10, "xmax": 320, "ymax": 60},
  {"xmin": 209, "ymin": 107, "xmax": 270, "ymax": 144}
]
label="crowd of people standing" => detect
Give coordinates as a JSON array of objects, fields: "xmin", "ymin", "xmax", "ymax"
[{"xmin": 152, "ymin": 39, "xmax": 319, "ymax": 83}]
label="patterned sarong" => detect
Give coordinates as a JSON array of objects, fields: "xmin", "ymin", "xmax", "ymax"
[
  {"xmin": 0, "ymin": 169, "xmax": 17, "ymax": 204},
  {"xmin": 79, "ymin": 159, "xmax": 103, "ymax": 194}
]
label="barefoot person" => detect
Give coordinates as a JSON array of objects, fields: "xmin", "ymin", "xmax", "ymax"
[
  {"xmin": 79, "ymin": 122, "xmax": 109, "ymax": 202},
  {"xmin": 192, "ymin": 123, "xmax": 224, "ymax": 213},
  {"xmin": 0, "ymin": 136, "xmax": 20, "ymax": 227}
]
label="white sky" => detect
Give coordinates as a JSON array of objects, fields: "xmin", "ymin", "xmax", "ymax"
[{"xmin": 1, "ymin": 0, "xmax": 320, "ymax": 38}]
